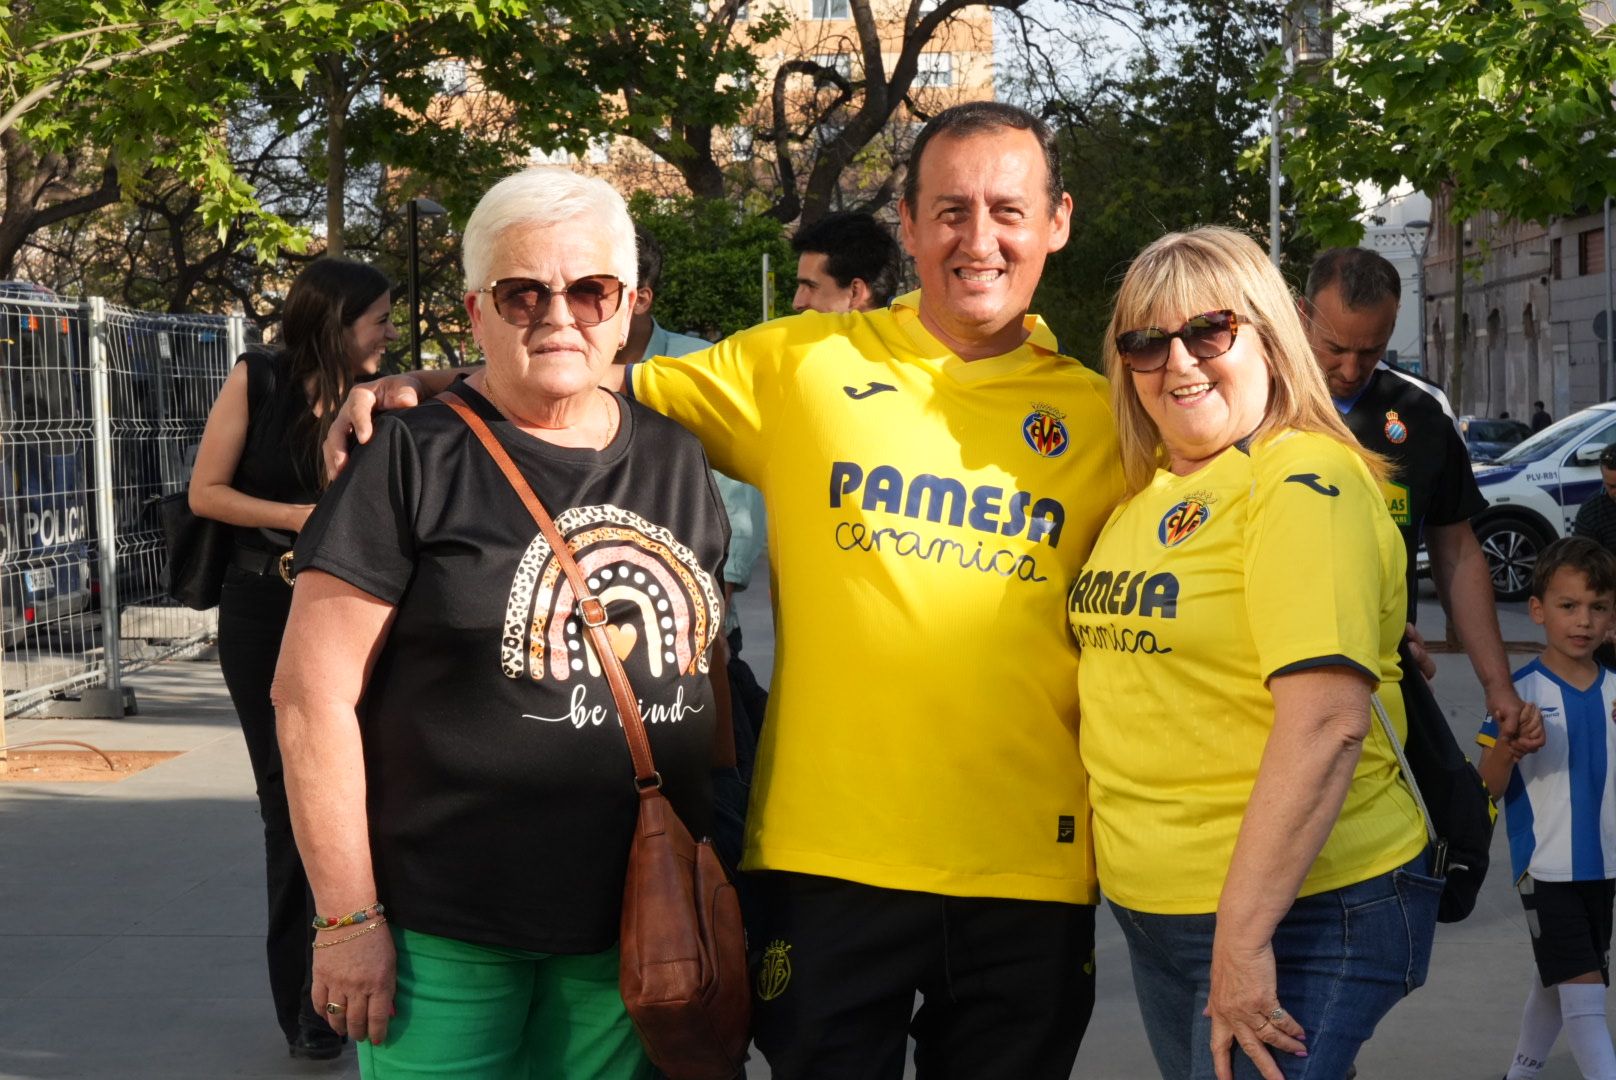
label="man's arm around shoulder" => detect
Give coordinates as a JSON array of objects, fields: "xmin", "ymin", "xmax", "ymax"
[{"xmin": 322, "ymin": 363, "xmax": 632, "ymax": 479}]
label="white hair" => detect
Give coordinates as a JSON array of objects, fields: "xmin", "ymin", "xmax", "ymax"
[{"xmin": 462, "ymin": 166, "xmax": 638, "ymax": 291}]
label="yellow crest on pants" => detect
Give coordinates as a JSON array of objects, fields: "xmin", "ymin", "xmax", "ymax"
[{"xmin": 757, "ymin": 939, "xmax": 792, "ymax": 1001}]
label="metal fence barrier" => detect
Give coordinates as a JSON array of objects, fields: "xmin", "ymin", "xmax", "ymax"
[{"xmin": 1, "ymin": 293, "xmax": 242, "ymax": 717}]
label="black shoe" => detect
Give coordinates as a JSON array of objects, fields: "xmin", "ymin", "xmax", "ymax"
[{"xmin": 287, "ymin": 1028, "xmax": 345, "ymax": 1061}]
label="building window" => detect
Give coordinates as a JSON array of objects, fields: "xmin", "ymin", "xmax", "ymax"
[
  {"xmin": 428, "ymin": 59, "xmax": 470, "ymax": 96},
  {"xmin": 1580, "ymin": 228, "xmax": 1606, "ymax": 277},
  {"xmin": 811, "ymin": 0, "xmax": 849, "ymax": 19},
  {"xmin": 915, "ymin": 52, "xmax": 953, "ymax": 87},
  {"xmin": 1551, "ymin": 237, "xmax": 1562, "ymax": 281}
]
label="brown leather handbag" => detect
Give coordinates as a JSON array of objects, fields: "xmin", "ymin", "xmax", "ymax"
[{"xmin": 441, "ymin": 391, "xmax": 750, "ymax": 1079}]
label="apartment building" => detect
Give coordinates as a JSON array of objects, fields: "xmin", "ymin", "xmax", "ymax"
[
  {"xmin": 1415, "ymin": 0, "xmax": 1614, "ymax": 419},
  {"xmin": 1420, "ymin": 198, "xmax": 1612, "ymax": 422}
]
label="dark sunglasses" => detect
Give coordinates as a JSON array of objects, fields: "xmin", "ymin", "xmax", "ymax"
[
  {"xmin": 479, "ymin": 275, "xmax": 625, "ymax": 328},
  {"xmin": 1115, "ymin": 309, "xmax": 1241, "ymax": 373}
]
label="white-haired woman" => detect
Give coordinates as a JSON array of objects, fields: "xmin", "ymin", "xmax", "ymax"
[
  {"xmin": 1071, "ymin": 226, "xmax": 1438, "ymax": 1080},
  {"xmin": 272, "ymin": 168, "xmax": 729, "ymax": 1078}
]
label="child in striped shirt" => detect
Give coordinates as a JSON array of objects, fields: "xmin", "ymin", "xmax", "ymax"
[{"xmin": 1480, "ymin": 536, "xmax": 1616, "ymax": 1080}]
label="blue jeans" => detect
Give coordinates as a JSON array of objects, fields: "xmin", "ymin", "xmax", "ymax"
[{"xmin": 1111, "ymin": 853, "xmax": 1441, "ymax": 1080}]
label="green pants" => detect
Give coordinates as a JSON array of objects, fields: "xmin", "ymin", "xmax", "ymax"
[{"xmin": 358, "ymin": 927, "xmax": 652, "ymax": 1080}]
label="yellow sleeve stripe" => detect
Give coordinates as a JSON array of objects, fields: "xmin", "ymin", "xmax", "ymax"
[{"xmin": 1475, "ymin": 733, "xmax": 1497, "ymax": 748}]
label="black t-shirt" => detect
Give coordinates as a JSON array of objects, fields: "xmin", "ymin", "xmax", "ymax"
[
  {"xmin": 294, "ymin": 382, "xmax": 729, "ymax": 953},
  {"xmin": 1575, "ymin": 493, "xmax": 1616, "ymax": 553},
  {"xmin": 1341, "ymin": 362, "xmax": 1488, "ymax": 622}
]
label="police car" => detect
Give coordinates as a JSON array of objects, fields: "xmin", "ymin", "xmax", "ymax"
[{"xmin": 1468, "ymin": 402, "xmax": 1616, "ymax": 601}]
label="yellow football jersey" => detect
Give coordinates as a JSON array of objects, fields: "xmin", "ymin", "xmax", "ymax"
[
  {"xmin": 631, "ymin": 292, "xmax": 1123, "ymax": 903},
  {"xmin": 1070, "ymin": 430, "xmax": 1426, "ymax": 914}
]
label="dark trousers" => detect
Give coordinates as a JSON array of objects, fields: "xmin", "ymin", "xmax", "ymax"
[
  {"xmin": 217, "ymin": 565, "xmax": 329, "ymax": 1043},
  {"xmin": 750, "ymin": 871, "xmax": 1096, "ymax": 1080}
]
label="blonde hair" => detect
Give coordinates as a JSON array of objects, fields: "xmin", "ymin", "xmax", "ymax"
[{"xmin": 1101, "ymin": 225, "xmax": 1386, "ymax": 495}]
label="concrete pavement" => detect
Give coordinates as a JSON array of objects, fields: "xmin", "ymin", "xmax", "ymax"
[{"xmin": 0, "ymin": 583, "xmax": 1597, "ymax": 1078}]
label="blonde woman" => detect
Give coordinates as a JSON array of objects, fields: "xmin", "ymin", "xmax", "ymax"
[{"xmin": 1069, "ymin": 226, "xmax": 1437, "ymax": 1080}]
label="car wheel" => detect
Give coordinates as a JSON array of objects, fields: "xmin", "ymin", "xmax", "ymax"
[{"xmin": 1475, "ymin": 516, "xmax": 1549, "ymax": 602}]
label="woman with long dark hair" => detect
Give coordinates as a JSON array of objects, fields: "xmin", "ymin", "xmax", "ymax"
[{"xmin": 190, "ymin": 258, "xmax": 396, "ymax": 1060}]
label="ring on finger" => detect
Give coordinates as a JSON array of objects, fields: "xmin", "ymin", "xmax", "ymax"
[
  {"xmin": 1267, "ymin": 1006, "xmax": 1287, "ymax": 1022},
  {"xmin": 325, "ymin": 1002, "xmax": 346, "ymax": 1016}
]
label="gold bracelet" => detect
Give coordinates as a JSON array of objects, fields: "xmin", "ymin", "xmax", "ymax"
[{"xmin": 312, "ymin": 916, "xmax": 387, "ymax": 950}]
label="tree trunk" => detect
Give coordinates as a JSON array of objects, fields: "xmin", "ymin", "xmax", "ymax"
[
  {"xmin": 0, "ymin": 132, "xmax": 121, "ymax": 278},
  {"xmin": 680, "ymin": 155, "xmax": 726, "ymax": 202},
  {"xmin": 0, "ymin": 216, "xmax": 29, "ymax": 280},
  {"xmin": 322, "ymin": 55, "xmax": 349, "ymax": 257}
]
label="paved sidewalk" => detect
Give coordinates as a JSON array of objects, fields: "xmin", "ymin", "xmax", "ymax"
[{"xmin": 0, "ymin": 586, "xmax": 1602, "ymax": 1078}]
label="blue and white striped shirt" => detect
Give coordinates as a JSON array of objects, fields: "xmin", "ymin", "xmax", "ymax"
[{"xmin": 1479, "ymin": 659, "xmax": 1616, "ymax": 883}]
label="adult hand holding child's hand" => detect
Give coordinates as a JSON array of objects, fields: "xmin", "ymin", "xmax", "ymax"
[{"xmin": 1510, "ymin": 702, "xmax": 1546, "ymax": 757}]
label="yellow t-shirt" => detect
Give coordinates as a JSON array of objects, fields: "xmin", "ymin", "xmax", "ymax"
[
  {"xmin": 1070, "ymin": 430, "xmax": 1426, "ymax": 914},
  {"xmin": 631, "ymin": 291, "xmax": 1123, "ymax": 903}
]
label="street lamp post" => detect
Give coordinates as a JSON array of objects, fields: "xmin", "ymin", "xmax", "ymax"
[
  {"xmin": 1269, "ymin": 92, "xmax": 1282, "ymax": 267},
  {"xmin": 1272, "ymin": 2, "xmax": 1335, "ymax": 268},
  {"xmin": 1403, "ymin": 218, "xmax": 1431, "ymax": 376},
  {"xmin": 406, "ymin": 197, "xmax": 448, "ymax": 369}
]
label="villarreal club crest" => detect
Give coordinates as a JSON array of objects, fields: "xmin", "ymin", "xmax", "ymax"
[
  {"xmin": 1022, "ymin": 402, "xmax": 1070, "ymax": 458},
  {"xmin": 1158, "ymin": 492, "xmax": 1216, "ymax": 548}
]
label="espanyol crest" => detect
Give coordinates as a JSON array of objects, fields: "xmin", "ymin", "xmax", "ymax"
[{"xmin": 1384, "ymin": 410, "xmax": 1408, "ymax": 445}]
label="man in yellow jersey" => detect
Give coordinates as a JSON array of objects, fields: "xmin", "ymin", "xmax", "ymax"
[{"xmin": 325, "ymin": 103, "xmax": 1122, "ymax": 1079}]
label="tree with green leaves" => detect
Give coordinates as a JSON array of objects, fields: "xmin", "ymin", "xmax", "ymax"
[
  {"xmin": 1031, "ymin": 0, "xmax": 1310, "ymax": 365},
  {"xmin": 628, "ymin": 191, "xmax": 793, "ymax": 338},
  {"xmin": 1264, "ymin": 0, "xmax": 1616, "ymax": 405},
  {"xmin": 0, "ymin": 0, "xmax": 559, "ymax": 270}
]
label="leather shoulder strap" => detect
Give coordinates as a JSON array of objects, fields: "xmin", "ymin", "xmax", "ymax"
[{"xmin": 440, "ymin": 389, "xmax": 659, "ymax": 788}]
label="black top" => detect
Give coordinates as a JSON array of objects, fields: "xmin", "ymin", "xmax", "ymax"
[
  {"xmin": 294, "ymin": 381, "xmax": 729, "ymax": 953},
  {"xmin": 1574, "ymin": 493, "xmax": 1616, "ymax": 553},
  {"xmin": 1532, "ymin": 409, "xmax": 1553, "ymax": 433},
  {"xmin": 1341, "ymin": 363, "xmax": 1488, "ymax": 622},
  {"xmin": 232, "ymin": 351, "xmax": 320, "ymax": 553}
]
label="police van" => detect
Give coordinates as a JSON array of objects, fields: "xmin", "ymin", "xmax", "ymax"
[
  {"xmin": 0, "ymin": 282, "xmax": 93, "ymax": 648},
  {"xmin": 1468, "ymin": 402, "xmax": 1616, "ymax": 601}
]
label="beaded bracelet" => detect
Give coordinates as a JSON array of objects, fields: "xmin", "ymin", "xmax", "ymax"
[
  {"xmin": 312, "ymin": 902, "xmax": 385, "ymax": 931},
  {"xmin": 312, "ymin": 916, "xmax": 387, "ymax": 950}
]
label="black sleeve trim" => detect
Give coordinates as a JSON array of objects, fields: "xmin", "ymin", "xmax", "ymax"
[
  {"xmin": 623, "ymin": 362, "xmax": 640, "ymax": 402},
  {"xmin": 1268, "ymin": 653, "xmax": 1376, "ymax": 681}
]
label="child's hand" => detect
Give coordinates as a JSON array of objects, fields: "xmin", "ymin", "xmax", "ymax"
[{"xmin": 1512, "ymin": 703, "xmax": 1546, "ymax": 757}]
